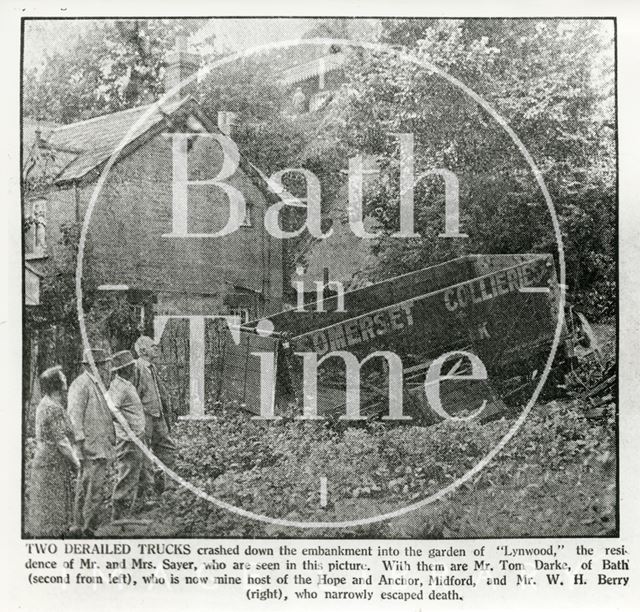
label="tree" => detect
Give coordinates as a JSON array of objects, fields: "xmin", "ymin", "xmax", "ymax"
[
  {"xmin": 24, "ymin": 19, "xmax": 205, "ymax": 123},
  {"xmin": 331, "ymin": 19, "xmax": 615, "ymax": 321}
]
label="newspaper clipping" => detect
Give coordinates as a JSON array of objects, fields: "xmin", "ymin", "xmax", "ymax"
[{"xmin": 3, "ymin": 2, "xmax": 639, "ymax": 610}]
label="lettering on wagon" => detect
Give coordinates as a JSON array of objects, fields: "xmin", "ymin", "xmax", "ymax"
[
  {"xmin": 306, "ymin": 303, "xmax": 415, "ymax": 357},
  {"xmin": 444, "ymin": 262, "xmax": 548, "ymax": 312}
]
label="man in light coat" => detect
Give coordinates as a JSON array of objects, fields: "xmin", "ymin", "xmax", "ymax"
[
  {"xmin": 109, "ymin": 350, "xmax": 147, "ymax": 521},
  {"xmin": 134, "ymin": 336, "xmax": 177, "ymax": 499},
  {"xmin": 67, "ymin": 348, "xmax": 115, "ymax": 536}
]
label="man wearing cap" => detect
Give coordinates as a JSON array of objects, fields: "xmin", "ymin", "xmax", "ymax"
[
  {"xmin": 134, "ymin": 336, "xmax": 176, "ymax": 498},
  {"xmin": 67, "ymin": 348, "xmax": 115, "ymax": 536},
  {"xmin": 109, "ymin": 350, "xmax": 146, "ymax": 521}
]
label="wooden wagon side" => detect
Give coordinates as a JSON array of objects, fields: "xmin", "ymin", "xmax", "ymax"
[{"xmin": 221, "ymin": 254, "xmax": 566, "ymax": 421}]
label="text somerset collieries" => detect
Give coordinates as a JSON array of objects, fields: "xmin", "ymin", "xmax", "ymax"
[{"xmin": 302, "ymin": 259, "xmax": 548, "ymax": 357}]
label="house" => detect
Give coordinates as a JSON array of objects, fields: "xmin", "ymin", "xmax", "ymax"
[
  {"xmin": 25, "ymin": 38, "xmax": 284, "ymax": 318},
  {"xmin": 23, "ymin": 119, "xmax": 60, "ymax": 307},
  {"xmin": 281, "ymin": 46, "xmax": 347, "ymax": 114},
  {"xmin": 277, "ymin": 18, "xmax": 381, "ymax": 115},
  {"xmin": 23, "ymin": 36, "xmax": 286, "ymax": 416}
]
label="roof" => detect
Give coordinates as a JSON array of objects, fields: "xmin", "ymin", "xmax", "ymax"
[
  {"xmin": 281, "ymin": 52, "xmax": 346, "ymax": 86},
  {"xmin": 24, "ymin": 260, "xmax": 44, "ymax": 277},
  {"xmin": 241, "ymin": 34, "xmax": 345, "ymax": 88},
  {"xmin": 33, "ymin": 96, "xmax": 205, "ymax": 184}
]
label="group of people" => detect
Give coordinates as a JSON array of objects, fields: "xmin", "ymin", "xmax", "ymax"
[{"xmin": 27, "ymin": 336, "xmax": 177, "ymax": 537}]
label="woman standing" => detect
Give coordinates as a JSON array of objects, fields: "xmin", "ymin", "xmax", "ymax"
[{"xmin": 27, "ymin": 366, "xmax": 81, "ymax": 537}]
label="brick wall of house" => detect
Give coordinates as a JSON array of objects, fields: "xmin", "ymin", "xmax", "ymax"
[{"xmin": 77, "ymin": 126, "xmax": 284, "ymax": 317}]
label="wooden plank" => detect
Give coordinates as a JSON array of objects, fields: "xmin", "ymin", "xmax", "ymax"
[{"xmin": 219, "ymin": 328, "xmax": 278, "ymax": 415}]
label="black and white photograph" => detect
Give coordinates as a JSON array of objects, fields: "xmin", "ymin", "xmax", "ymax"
[{"xmin": 20, "ymin": 16, "xmax": 617, "ymax": 541}]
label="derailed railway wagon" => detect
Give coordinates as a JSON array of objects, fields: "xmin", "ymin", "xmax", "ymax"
[{"xmin": 217, "ymin": 253, "xmax": 567, "ymax": 423}]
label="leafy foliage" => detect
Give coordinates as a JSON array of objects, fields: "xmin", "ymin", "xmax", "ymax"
[
  {"xmin": 325, "ymin": 19, "xmax": 615, "ymax": 321},
  {"xmin": 24, "ymin": 220, "xmax": 142, "ymax": 363},
  {"xmin": 153, "ymin": 398, "xmax": 615, "ymax": 537},
  {"xmin": 24, "ymin": 19, "xmax": 205, "ymax": 123}
]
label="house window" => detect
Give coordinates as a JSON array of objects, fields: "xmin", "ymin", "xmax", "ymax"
[
  {"xmin": 229, "ymin": 308, "xmax": 250, "ymax": 324},
  {"xmin": 30, "ymin": 198, "xmax": 47, "ymax": 253}
]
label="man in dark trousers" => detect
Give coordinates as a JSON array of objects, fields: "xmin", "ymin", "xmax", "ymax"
[
  {"xmin": 109, "ymin": 350, "xmax": 146, "ymax": 521},
  {"xmin": 67, "ymin": 348, "xmax": 115, "ymax": 537},
  {"xmin": 134, "ymin": 336, "xmax": 176, "ymax": 500}
]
